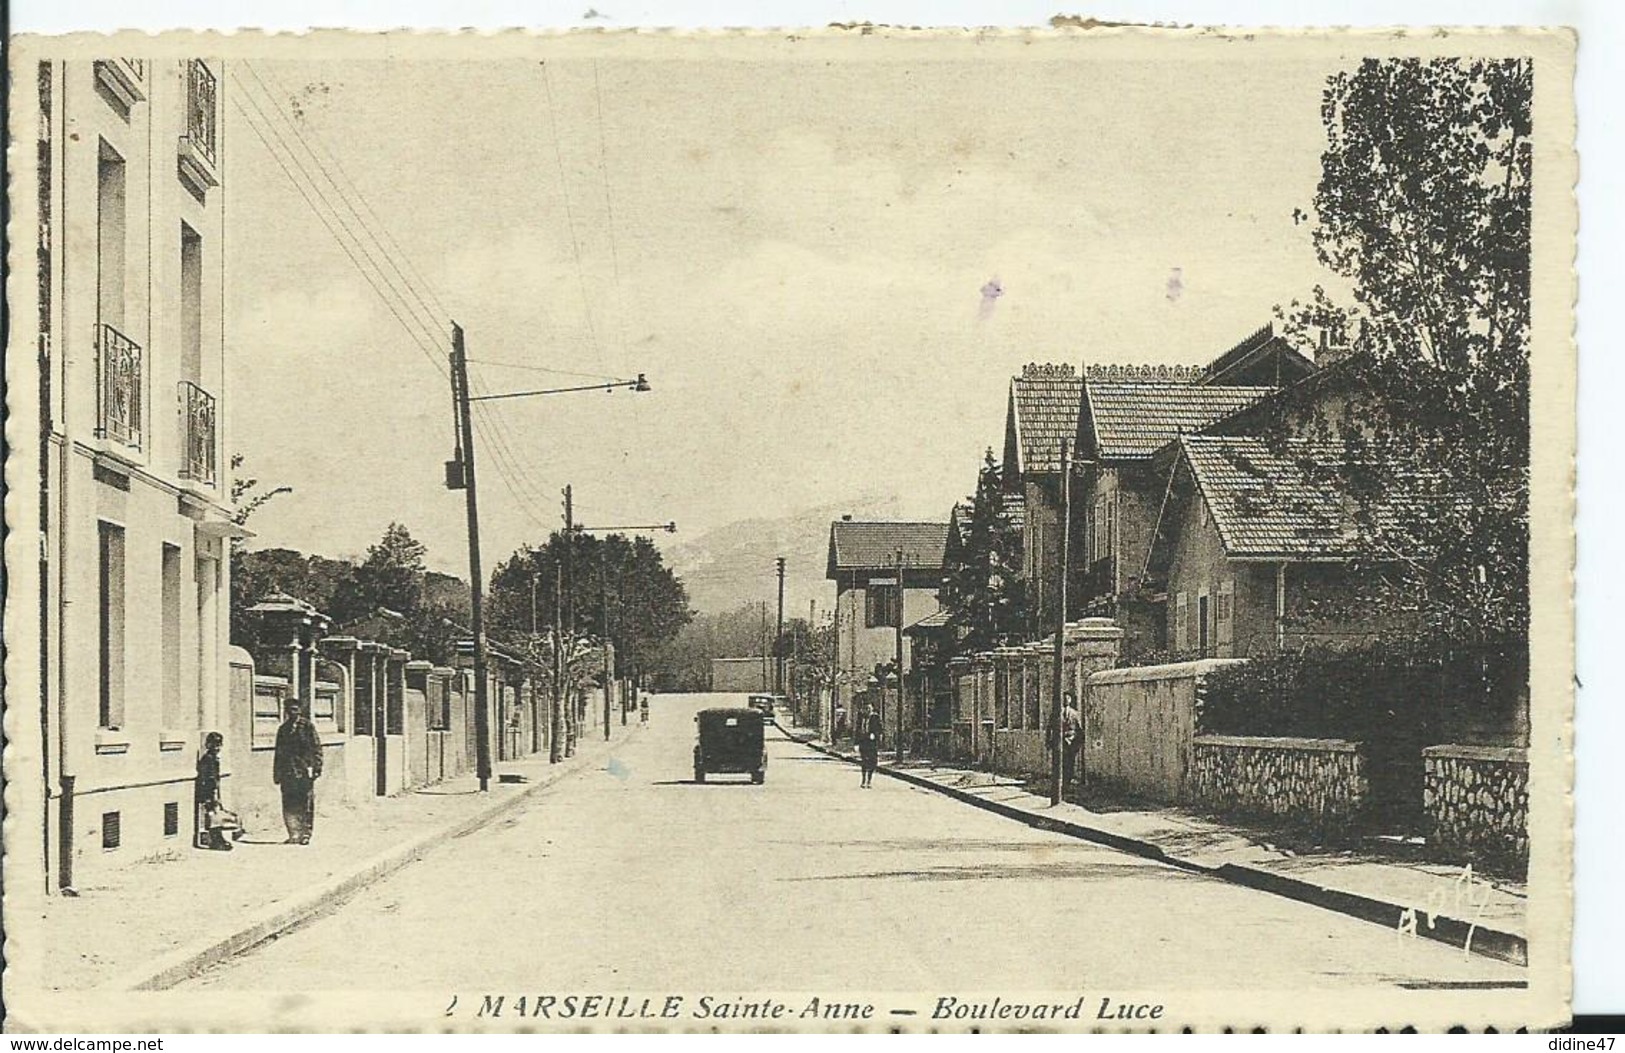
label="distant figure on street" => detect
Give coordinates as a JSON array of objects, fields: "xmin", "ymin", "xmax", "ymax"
[
  {"xmin": 194, "ymin": 731, "xmax": 236, "ymax": 851},
  {"xmin": 639, "ymin": 692, "xmax": 649, "ymax": 725},
  {"xmin": 856, "ymin": 701, "xmax": 882, "ymax": 788},
  {"xmin": 1051, "ymin": 692, "xmax": 1083, "ymax": 799},
  {"xmin": 273, "ymin": 701, "xmax": 323, "ymax": 845}
]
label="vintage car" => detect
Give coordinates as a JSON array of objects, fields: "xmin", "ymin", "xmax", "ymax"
[
  {"xmin": 746, "ymin": 693, "xmax": 776, "ymax": 720},
  {"xmin": 694, "ymin": 707, "xmax": 767, "ymax": 784}
]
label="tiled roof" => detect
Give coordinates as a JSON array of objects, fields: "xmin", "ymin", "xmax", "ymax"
[
  {"xmin": 827, "ymin": 520, "xmax": 950, "ymax": 575},
  {"xmin": 904, "ymin": 608, "xmax": 953, "ymax": 633},
  {"xmin": 1084, "ymin": 382, "xmax": 1274, "ymax": 460},
  {"xmin": 1011, "ymin": 365, "xmax": 1084, "ymax": 474},
  {"xmin": 1177, "ymin": 435, "xmax": 1357, "ymax": 559}
]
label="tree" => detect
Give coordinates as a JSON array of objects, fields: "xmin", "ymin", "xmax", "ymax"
[
  {"xmin": 1278, "ymin": 57, "xmax": 1531, "ymax": 645},
  {"xmin": 328, "ymin": 522, "xmax": 429, "ymax": 626},
  {"xmin": 488, "ymin": 531, "xmax": 693, "ymax": 678},
  {"xmin": 939, "ymin": 450, "xmax": 1027, "ymax": 654}
]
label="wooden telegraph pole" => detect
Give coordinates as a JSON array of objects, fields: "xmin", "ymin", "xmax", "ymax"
[
  {"xmin": 1051, "ymin": 438, "xmax": 1072, "ymax": 806},
  {"xmin": 775, "ymin": 557, "xmax": 786, "ymax": 696},
  {"xmin": 894, "ymin": 547, "xmax": 906, "ymax": 763},
  {"xmin": 447, "ymin": 325, "xmax": 493, "ymax": 792}
]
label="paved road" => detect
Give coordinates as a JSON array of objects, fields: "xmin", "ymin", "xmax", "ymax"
[{"xmin": 189, "ymin": 693, "xmax": 1524, "ymax": 992}]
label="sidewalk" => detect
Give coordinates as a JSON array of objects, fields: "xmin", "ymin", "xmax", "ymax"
[
  {"xmin": 786, "ymin": 728, "xmax": 1527, "ymax": 965},
  {"xmin": 30, "ymin": 723, "xmax": 641, "ymax": 992}
]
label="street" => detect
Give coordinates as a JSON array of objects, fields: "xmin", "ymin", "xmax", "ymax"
[{"xmin": 188, "ymin": 693, "xmax": 1526, "ymax": 993}]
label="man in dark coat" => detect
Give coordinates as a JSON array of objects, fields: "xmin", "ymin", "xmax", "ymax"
[
  {"xmin": 855, "ymin": 701, "xmax": 882, "ymax": 788},
  {"xmin": 273, "ymin": 701, "xmax": 323, "ymax": 844}
]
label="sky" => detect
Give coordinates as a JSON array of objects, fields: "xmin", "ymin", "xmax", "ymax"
[{"xmin": 223, "ymin": 39, "xmax": 1339, "ymax": 576}]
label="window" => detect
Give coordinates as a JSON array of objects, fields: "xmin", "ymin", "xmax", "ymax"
[
  {"xmin": 97, "ymin": 141, "xmax": 127, "ymax": 329},
  {"xmin": 994, "ymin": 666, "xmax": 1009, "ymax": 729},
  {"xmin": 1091, "ymin": 492, "xmax": 1117, "ymax": 563},
  {"xmin": 865, "ymin": 584, "xmax": 901, "ymax": 628},
  {"xmin": 1198, "ymin": 593, "xmax": 1211, "ymax": 656},
  {"xmin": 180, "ymin": 223, "xmax": 203, "ymax": 384},
  {"xmin": 98, "ymin": 522, "xmax": 126, "ymax": 729},
  {"xmin": 102, "ymin": 811, "xmax": 122, "ymax": 851},
  {"xmin": 163, "ymin": 801, "xmax": 180, "ymax": 838},
  {"xmin": 161, "ymin": 544, "xmax": 182, "ymax": 728}
]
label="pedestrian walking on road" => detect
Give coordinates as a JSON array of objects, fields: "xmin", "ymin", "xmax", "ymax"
[
  {"xmin": 273, "ymin": 701, "xmax": 323, "ymax": 845},
  {"xmin": 856, "ymin": 701, "xmax": 882, "ymax": 788}
]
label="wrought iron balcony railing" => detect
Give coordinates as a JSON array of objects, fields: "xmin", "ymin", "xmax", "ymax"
[
  {"xmin": 96, "ymin": 323, "xmax": 143, "ymax": 449},
  {"xmin": 178, "ymin": 380, "xmax": 217, "ymax": 485},
  {"xmin": 186, "ymin": 59, "xmax": 217, "ymax": 167}
]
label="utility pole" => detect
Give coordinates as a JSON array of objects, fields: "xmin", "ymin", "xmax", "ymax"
[
  {"xmin": 894, "ymin": 547, "xmax": 906, "ymax": 763},
  {"xmin": 759, "ymin": 601, "xmax": 768, "ymax": 692},
  {"xmin": 775, "ymin": 557, "xmax": 786, "ymax": 696},
  {"xmin": 550, "ymin": 557, "xmax": 565, "ymax": 763},
  {"xmin": 447, "ymin": 326, "xmax": 493, "ymax": 792},
  {"xmin": 602, "ymin": 556, "xmax": 612, "ymax": 742},
  {"xmin": 1051, "ymin": 437, "xmax": 1072, "ymax": 806}
]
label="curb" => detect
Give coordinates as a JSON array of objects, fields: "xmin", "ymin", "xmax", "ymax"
[
  {"xmin": 794, "ymin": 735, "xmax": 1527, "ymax": 967},
  {"xmin": 121, "ymin": 726, "xmax": 643, "ymax": 991}
]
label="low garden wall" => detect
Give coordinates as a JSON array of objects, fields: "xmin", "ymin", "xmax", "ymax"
[
  {"xmin": 1190, "ymin": 735, "xmax": 1367, "ymax": 833},
  {"xmin": 1422, "ymin": 744, "xmax": 1529, "ymax": 872}
]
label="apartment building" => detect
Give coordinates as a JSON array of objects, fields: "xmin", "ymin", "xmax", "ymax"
[{"xmin": 30, "ymin": 58, "xmax": 238, "ymax": 889}]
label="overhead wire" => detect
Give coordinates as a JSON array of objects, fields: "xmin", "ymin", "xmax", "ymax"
[
  {"xmin": 540, "ymin": 61, "xmax": 604, "ymax": 369},
  {"xmin": 227, "ymin": 92, "xmax": 446, "ymax": 382},
  {"xmin": 235, "ymin": 61, "xmax": 638, "ymax": 541},
  {"xmin": 234, "ymin": 63, "xmax": 448, "ymax": 353},
  {"xmin": 248, "ymin": 60, "xmax": 455, "ymax": 327}
]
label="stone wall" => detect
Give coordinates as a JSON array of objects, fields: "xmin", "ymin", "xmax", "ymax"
[
  {"xmin": 1422, "ymin": 744, "xmax": 1529, "ymax": 873},
  {"xmin": 1191, "ymin": 735, "xmax": 1368, "ymax": 834},
  {"xmin": 1083, "ymin": 659, "xmax": 1242, "ymax": 803}
]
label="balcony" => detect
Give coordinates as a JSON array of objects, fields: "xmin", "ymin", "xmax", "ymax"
[
  {"xmin": 96, "ymin": 323, "xmax": 143, "ymax": 449},
  {"xmin": 178, "ymin": 59, "xmax": 220, "ymax": 194},
  {"xmin": 94, "ymin": 59, "xmax": 146, "ymax": 111},
  {"xmin": 178, "ymin": 381, "xmax": 217, "ymax": 485}
]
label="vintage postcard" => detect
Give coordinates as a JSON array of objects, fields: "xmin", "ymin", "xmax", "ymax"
[{"xmin": 3, "ymin": 25, "xmax": 1576, "ymax": 1033}]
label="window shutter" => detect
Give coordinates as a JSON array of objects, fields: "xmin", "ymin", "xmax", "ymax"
[
  {"xmin": 1217, "ymin": 579, "xmax": 1234, "ymax": 649},
  {"xmin": 1175, "ymin": 592, "xmax": 1188, "ymax": 651}
]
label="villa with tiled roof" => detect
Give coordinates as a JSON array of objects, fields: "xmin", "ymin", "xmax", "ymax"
[
  {"xmin": 1000, "ymin": 363, "xmax": 1085, "ymax": 630},
  {"xmin": 1141, "ymin": 434, "xmax": 1419, "ymax": 657},
  {"xmin": 825, "ymin": 517, "xmax": 949, "ymax": 712}
]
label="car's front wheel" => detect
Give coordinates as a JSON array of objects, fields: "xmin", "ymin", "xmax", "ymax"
[{"xmin": 751, "ymin": 770, "xmax": 765, "ymax": 784}]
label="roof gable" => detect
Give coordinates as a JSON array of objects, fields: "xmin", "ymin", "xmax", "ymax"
[
  {"xmin": 1172, "ymin": 435, "xmax": 1356, "ymax": 560},
  {"xmin": 1010, "ymin": 363, "xmax": 1084, "ymax": 475},
  {"xmin": 827, "ymin": 520, "xmax": 951, "ymax": 577}
]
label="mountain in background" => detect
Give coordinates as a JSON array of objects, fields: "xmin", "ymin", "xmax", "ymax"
[{"xmin": 665, "ymin": 492, "xmax": 937, "ymax": 620}]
